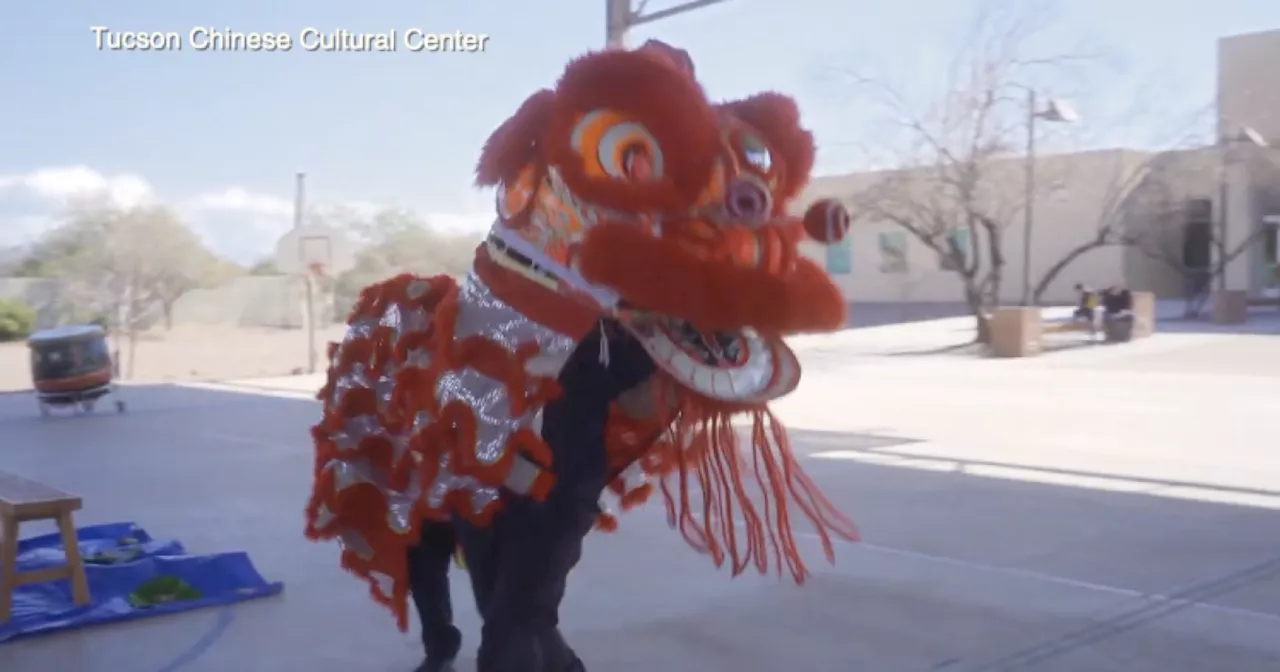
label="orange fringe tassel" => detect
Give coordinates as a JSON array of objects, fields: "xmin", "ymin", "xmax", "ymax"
[{"xmin": 607, "ymin": 379, "xmax": 860, "ymax": 582}]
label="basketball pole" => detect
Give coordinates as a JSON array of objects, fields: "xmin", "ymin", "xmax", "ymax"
[
  {"xmin": 605, "ymin": 0, "xmax": 731, "ymax": 48},
  {"xmin": 295, "ymin": 172, "xmax": 318, "ymax": 374}
]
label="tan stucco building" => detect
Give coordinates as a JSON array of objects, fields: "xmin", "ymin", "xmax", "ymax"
[{"xmin": 799, "ymin": 28, "xmax": 1280, "ymax": 307}]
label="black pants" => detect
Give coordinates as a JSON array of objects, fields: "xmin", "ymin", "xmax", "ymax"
[
  {"xmin": 458, "ymin": 319, "xmax": 654, "ymax": 671},
  {"xmin": 407, "ymin": 520, "xmax": 463, "ymax": 662},
  {"xmin": 455, "ymin": 497, "xmax": 596, "ymax": 672}
]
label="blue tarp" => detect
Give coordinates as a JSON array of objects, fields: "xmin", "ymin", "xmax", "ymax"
[{"xmin": 0, "ymin": 522, "xmax": 283, "ymax": 643}]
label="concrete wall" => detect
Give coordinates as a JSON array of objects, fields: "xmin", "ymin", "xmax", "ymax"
[
  {"xmin": 0, "ymin": 275, "xmax": 328, "ymax": 330},
  {"xmin": 1218, "ymin": 29, "xmax": 1280, "ymax": 298},
  {"xmin": 171, "ymin": 275, "xmax": 331, "ymax": 329},
  {"xmin": 1218, "ymin": 29, "xmax": 1280, "ymax": 145},
  {"xmin": 796, "ymin": 148, "xmax": 1217, "ymax": 306}
]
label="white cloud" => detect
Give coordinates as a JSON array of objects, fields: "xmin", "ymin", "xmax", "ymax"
[
  {"xmin": 0, "ymin": 165, "xmax": 494, "ymax": 264},
  {"xmin": 186, "ymin": 187, "xmax": 293, "ymax": 218},
  {"xmin": 0, "ymin": 165, "xmax": 153, "ymax": 210}
]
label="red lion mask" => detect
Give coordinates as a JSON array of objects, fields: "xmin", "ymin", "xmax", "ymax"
[{"xmin": 475, "ymin": 41, "xmax": 848, "ymax": 341}]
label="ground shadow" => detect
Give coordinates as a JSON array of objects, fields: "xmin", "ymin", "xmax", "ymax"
[{"xmin": 2, "ymin": 399, "xmax": 1279, "ymax": 671}]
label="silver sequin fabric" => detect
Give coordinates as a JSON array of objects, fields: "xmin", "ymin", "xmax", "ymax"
[{"xmin": 317, "ymin": 268, "xmax": 575, "ymax": 558}]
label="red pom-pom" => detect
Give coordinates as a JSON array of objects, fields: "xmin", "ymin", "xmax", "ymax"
[{"xmin": 802, "ymin": 198, "xmax": 851, "ymax": 244}]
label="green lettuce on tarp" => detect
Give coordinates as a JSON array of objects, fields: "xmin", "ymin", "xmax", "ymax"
[
  {"xmin": 0, "ymin": 521, "xmax": 284, "ymax": 643},
  {"xmin": 127, "ymin": 576, "xmax": 205, "ymax": 608}
]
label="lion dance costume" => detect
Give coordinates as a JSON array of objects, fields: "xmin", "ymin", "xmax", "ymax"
[{"xmin": 304, "ymin": 40, "xmax": 859, "ymax": 633}]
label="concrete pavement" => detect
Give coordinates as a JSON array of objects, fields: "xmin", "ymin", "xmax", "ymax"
[{"xmin": 2, "ymin": 323, "xmax": 1280, "ymax": 671}]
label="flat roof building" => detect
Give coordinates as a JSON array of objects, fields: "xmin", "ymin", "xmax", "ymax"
[{"xmin": 799, "ymin": 28, "xmax": 1280, "ymax": 309}]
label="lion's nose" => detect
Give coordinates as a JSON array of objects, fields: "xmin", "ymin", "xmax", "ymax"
[{"xmin": 724, "ymin": 178, "xmax": 772, "ymax": 222}]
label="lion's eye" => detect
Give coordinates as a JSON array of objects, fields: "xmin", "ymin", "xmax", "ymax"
[
  {"xmin": 599, "ymin": 122, "xmax": 663, "ymax": 181},
  {"xmin": 741, "ymin": 133, "xmax": 772, "ymax": 173},
  {"xmin": 570, "ymin": 110, "xmax": 665, "ymax": 182}
]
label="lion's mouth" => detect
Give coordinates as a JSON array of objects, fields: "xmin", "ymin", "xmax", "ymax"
[
  {"xmin": 673, "ymin": 321, "xmax": 744, "ymax": 366},
  {"xmin": 627, "ymin": 314, "xmax": 746, "ymax": 367},
  {"xmin": 624, "ymin": 312, "xmax": 801, "ymax": 403}
]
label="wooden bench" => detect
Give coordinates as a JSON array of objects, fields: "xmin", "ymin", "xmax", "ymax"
[
  {"xmin": 989, "ymin": 292, "xmax": 1156, "ymax": 358},
  {"xmin": 0, "ymin": 472, "xmax": 91, "ymax": 621}
]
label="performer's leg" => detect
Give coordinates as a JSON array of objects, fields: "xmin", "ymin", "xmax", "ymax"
[
  {"xmin": 474, "ymin": 497, "xmax": 595, "ymax": 672},
  {"xmin": 453, "ymin": 514, "xmax": 498, "ymax": 626},
  {"xmin": 474, "ymin": 319, "xmax": 655, "ymax": 671},
  {"xmin": 407, "ymin": 520, "xmax": 462, "ymax": 671}
]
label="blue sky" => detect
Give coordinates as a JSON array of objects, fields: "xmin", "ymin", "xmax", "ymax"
[{"xmin": 2, "ymin": 0, "xmax": 1278, "ymax": 264}]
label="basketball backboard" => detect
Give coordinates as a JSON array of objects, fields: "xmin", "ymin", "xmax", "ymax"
[{"xmin": 275, "ymin": 224, "xmax": 355, "ymax": 276}]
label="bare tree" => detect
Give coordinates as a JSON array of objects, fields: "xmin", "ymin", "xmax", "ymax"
[
  {"xmin": 840, "ymin": 1, "xmax": 1099, "ymax": 342},
  {"xmin": 1112, "ymin": 144, "xmax": 1276, "ymax": 318},
  {"xmin": 1138, "ymin": 198, "xmax": 1264, "ymax": 318},
  {"xmin": 324, "ymin": 207, "xmax": 481, "ymax": 318},
  {"xmin": 1029, "ymin": 147, "xmax": 1203, "ymax": 304},
  {"xmin": 26, "ymin": 200, "xmax": 228, "ymax": 374}
]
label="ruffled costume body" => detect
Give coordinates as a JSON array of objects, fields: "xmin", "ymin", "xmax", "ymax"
[{"xmin": 303, "ymin": 40, "xmax": 861, "ymax": 632}]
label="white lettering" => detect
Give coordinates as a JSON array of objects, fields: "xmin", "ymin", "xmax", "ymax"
[
  {"xmin": 297, "ymin": 28, "xmax": 397, "ymax": 52},
  {"xmin": 299, "ymin": 27, "xmax": 322, "ymax": 51},
  {"xmin": 188, "ymin": 27, "xmax": 292, "ymax": 52},
  {"xmin": 403, "ymin": 30, "xmax": 489, "ymax": 53},
  {"xmin": 90, "ymin": 27, "xmax": 182, "ymax": 51}
]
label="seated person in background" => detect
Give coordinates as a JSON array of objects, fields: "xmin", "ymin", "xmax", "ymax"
[
  {"xmin": 1101, "ymin": 281, "xmax": 1136, "ymax": 343},
  {"xmin": 1073, "ymin": 283, "xmax": 1098, "ymax": 325},
  {"xmin": 1101, "ymin": 281, "xmax": 1133, "ymax": 320}
]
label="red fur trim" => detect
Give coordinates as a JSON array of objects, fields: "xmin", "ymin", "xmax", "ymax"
[
  {"xmin": 579, "ymin": 221, "xmax": 846, "ymax": 333},
  {"xmin": 595, "ymin": 513, "xmax": 620, "ymax": 532},
  {"xmin": 637, "ymin": 40, "xmax": 696, "ymax": 77},
  {"xmin": 719, "ymin": 93, "xmax": 816, "ymax": 207},
  {"xmin": 544, "ymin": 49, "xmax": 720, "ymax": 213},
  {"xmin": 619, "ymin": 482, "xmax": 655, "ymax": 510},
  {"xmin": 304, "ymin": 271, "xmax": 569, "ymax": 630},
  {"xmin": 304, "ymin": 274, "xmax": 459, "ymax": 631},
  {"xmin": 475, "ymin": 89, "xmax": 556, "ymax": 187}
]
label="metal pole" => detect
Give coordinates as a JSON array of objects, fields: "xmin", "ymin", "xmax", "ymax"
[
  {"xmin": 295, "ymin": 172, "xmax": 318, "ymax": 373},
  {"xmin": 606, "ymin": 0, "xmax": 629, "ymax": 47},
  {"xmin": 293, "ymin": 172, "xmax": 306, "ymax": 230},
  {"xmin": 606, "ymin": 0, "xmax": 732, "ymax": 48},
  {"xmin": 1022, "ymin": 89, "xmax": 1036, "ymax": 306},
  {"xmin": 1216, "ymin": 142, "xmax": 1229, "ymax": 292}
]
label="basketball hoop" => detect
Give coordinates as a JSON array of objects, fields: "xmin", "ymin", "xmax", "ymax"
[{"xmin": 307, "ymin": 262, "xmax": 328, "ymax": 279}]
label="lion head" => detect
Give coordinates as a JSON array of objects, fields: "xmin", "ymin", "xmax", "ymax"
[{"xmin": 475, "ymin": 40, "xmax": 850, "ymax": 403}]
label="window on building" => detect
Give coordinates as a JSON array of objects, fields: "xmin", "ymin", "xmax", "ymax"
[
  {"xmin": 938, "ymin": 229, "xmax": 972, "ymax": 271},
  {"xmin": 1186, "ymin": 198, "xmax": 1213, "ymax": 224},
  {"xmin": 824, "ymin": 238, "xmax": 852, "ymax": 274},
  {"xmin": 877, "ymin": 230, "xmax": 908, "ymax": 274}
]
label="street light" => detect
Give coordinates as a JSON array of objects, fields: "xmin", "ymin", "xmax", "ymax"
[
  {"xmin": 1021, "ymin": 90, "xmax": 1078, "ymax": 305},
  {"xmin": 606, "ymin": 0, "xmax": 733, "ymax": 48},
  {"xmin": 1216, "ymin": 124, "xmax": 1269, "ymax": 292}
]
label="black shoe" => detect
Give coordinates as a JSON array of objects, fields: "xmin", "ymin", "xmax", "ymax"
[{"xmin": 415, "ymin": 625, "xmax": 461, "ymax": 672}]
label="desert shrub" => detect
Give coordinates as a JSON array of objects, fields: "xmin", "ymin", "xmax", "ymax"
[{"xmin": 0, "ymin": 297, "xmax": 37, "ymax": 342}]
